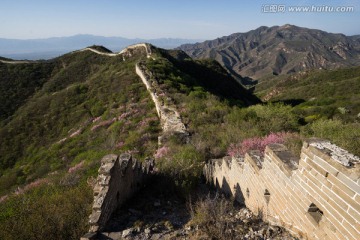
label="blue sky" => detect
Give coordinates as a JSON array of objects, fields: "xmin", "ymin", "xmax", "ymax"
[{"xmin": 0, "ymin": 0, "xmax": 359, "ymax": 39}]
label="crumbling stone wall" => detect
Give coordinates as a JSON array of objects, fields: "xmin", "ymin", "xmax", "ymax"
[
  {"xmin": 136, "ymin": 62, "xmax": 189, "ymax": 144},
  {"xmin": 77, "ymin": 43, "xmax": 152, "ymax": 59},
  {"xmin": 82, "ymin": 154, "xmax": 154, "ymax": 239},
  {"xmin": 204, "ymin": 139, "xmax": 360, "ymax": 239}
]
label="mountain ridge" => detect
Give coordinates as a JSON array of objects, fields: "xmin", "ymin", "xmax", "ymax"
[
  {"xmin": 0, "ymin": 35, "xmax": 202, "ymax": 60},
  {"xmin": 178, "ymin": 24, "xmax": 360, "ymax": 85}
]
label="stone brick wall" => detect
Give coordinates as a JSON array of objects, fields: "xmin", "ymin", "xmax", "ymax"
[
  {"xmin": 136, "ymin": 62, "xmax": 189, "ymax": 144},
  {"xmin": 82, "ymin": 153, "xmax": 154, "ymax": 239},
  {"xmin": 204, "ymin": 139, "xmax": 360, "ymax": 239}
]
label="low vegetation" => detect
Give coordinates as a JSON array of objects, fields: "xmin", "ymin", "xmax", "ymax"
[
  {"xmin": 0, "ymin": 48, "xmax": 160, "ymax": 239},
  {"xmin": 190, "ymin": 194, "xmax": 237, "ymax": 239},
  {"xmin": 256, "ymin": 66, "xmax": 360, "ymax": 123},
  {"xmin": 0, "ymin": 45, "xmax": 359, "ymax": 239},
  {"xmin": 145, "ymin": 50, "xmax": 359, "ymax": 197}
]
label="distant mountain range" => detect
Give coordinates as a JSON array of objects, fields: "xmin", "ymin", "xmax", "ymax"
[
  {"xmin": 0, "ymin": 34, "xmax": 201, "ymax": 60},
  {"xmin": 178, "ymin": 25, "xmax": 360, "ymax": 85}
]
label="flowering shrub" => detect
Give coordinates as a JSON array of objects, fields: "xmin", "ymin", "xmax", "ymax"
[
  {"xmin": 227, "ymin": 132, "xmax": 293, "ymax": 158},
  {"xmin": 68, "ymin": 160, "xmax": 85, "ymax": 173},
  {"xmin": 118, "ymin": 112, "xmax": 131, "ymax": 120},
  {"xmin": 0, "ymin": 195, "xmax": 8, "ymax": 203},
  {"xmin": 116, "ymin": 141, "xmax": 124, "ymax": 149},
  {"xmin": 138, "ymin": 116, "xmax": 158, "ymax": 128},
  {"xmin": 91, "ymin": 118, "xmax": 116, "ymax": 131},
  {"xmin": 14, "ymin": 178, "xmax": 49, "ymax": 195},
  {"xmin": 154, "ymin": 146, "xmax": 170, "ymax": 159}
]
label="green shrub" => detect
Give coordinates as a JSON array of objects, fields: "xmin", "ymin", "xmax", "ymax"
[
  {"xmin": 157, "ymin": 144, "xmax": 205, "ymax": 196},
  {"xmin": 0, "ymin": 181, "xmax": 92, "ymax": 240},
  {"xmin": 302, "ymin": 119, "xmax": 360, "ymax": 156}
]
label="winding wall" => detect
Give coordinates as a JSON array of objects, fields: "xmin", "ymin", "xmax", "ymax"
[{"xmin": 135, "ymin": 63, "xmax": 188, "ymax": 137}]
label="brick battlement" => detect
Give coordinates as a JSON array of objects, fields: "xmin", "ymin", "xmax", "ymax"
[{"xmin": 204, "ymin": 138, "xmax": 360, "ymax": 239}]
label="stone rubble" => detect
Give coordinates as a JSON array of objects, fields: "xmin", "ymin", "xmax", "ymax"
[
  {"xmin": 95, "ymin": 183, "xmax": 296, "ymax": 240},
  {"xmin": 310, "ymin": 140, "xmax": 360, "ymax": 167}
]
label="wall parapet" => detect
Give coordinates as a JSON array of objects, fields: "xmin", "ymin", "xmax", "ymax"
[
  {"xmin": 81, "ymin": 153, "xmax": 154, "ymax": 239},
  {"xmin": 204, "ymin": 138, "xmax": 360, "ymax": 239}
]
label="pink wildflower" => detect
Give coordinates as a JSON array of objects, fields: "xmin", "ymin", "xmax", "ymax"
[
  {"xmin": 154, "ymin": 146, "xmax": 170, "ymax": 159},
  {"xmin": 91, "ymin": 118, "xmax": 116, "ymax": 131},
  {"xmin": 0, "ymin": 195, "xmax": 8, "ymax": 203},
  {"xmin": 116, "ymin": 141, "xmax": 125, "ymax": 148},
  {"xmin": 228, "ymin": 132, "xmax": 291, "ymax": 158},
  {"xmin": 68, "ymin": 160, "xmax": 85, "ymax": 173},
  {"xmin": 118, "ymin": 112, "xmax": 131, "ymax": 120},
  {"xmin": 15, "ymin": 178, "xmax": 49, "ymax": 195}
]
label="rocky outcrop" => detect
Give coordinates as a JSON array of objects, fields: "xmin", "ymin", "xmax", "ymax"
[
  {"xmin": 204, "ymin": 139, "xmax": 360, "ymax": 239},
  {"xmin": 81, "ymin": 154, "xmax": 154, "ymax": 239}
]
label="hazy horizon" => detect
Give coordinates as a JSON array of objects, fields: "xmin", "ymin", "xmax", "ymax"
[
  {"xmin": 0, "ymin": 0, "xmax": 359, "ymax": 40},
  {"xmin": 0, "ymin": 34, "xmax": 203, "ymax": 41}
]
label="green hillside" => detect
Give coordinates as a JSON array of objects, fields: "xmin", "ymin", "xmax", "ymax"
[
  {"xmin": 256, "ymin": 66, "xmax": 360, "ymax": 123},
  {"xmin": 0, "ymin": 48, "xmax": 162, "ymax": 239},
  {"xmin": 0, "ymin": 45, "xmax": 359, "ymax": 240},
  {"xmin": 0, "ymin": 45, "xmax": 258, "ymax": 239},
  {"xmin": 0, "ymin": 61, "xmax": 56, "ymax": 121}
]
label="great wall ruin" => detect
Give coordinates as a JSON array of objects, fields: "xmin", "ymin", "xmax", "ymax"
[
  {"xmin": 81, "ymin": 44, "xmax": 190, "ymax": 239},
  {"xmin": 204, "ymin": 139, "xmax": 360, "ymax": 239},
  {"xmin": 1, "ymin": 42, "xmax": 358, "ymax": 240},
  {"xmin": 81, "ymin": 138, "xmax": 360, "ymax": 239},
  {"xmin": 56, "ymin": 44, "xmax": 359, "ymax": 240},
  {"xmin": 82, "ymin": 43, "xmax": 189, "ymax": 143},
  {"xmin": 82, "ymin": 154, "xmax": 154, "ymax": 239}
]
